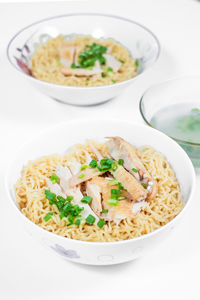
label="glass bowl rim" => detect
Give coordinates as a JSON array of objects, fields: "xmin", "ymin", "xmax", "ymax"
[
  {"xmin": 7, "ymin": 12, "xmax": 161, "ymax": 90},
  {"xmin": 139, "ymin": 76, "xmax": 200, "ymax": 147}
]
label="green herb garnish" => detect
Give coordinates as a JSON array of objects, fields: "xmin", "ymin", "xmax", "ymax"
[
  {"xmin": 44, "ymin": 190, "xmax": 84, "ymax": 225},
  {"xmin": 135, "ymin": 60, "xmax": 139, "ymax": 67},
  {"xmin": 102, "ymin": 209, "xmax": 108, "ymax": 213},
  {"xmin": 74, "ymin": 43, "xmax": 107, "ymax": 69},
  {"xmin": 43, "ymin": 212, "xmax": 53, "ymax": 222},
  {"xmin": 89, "ymin": 159, "xmax": 97, "ymax": 168},
  {"xmin": 111, "ymin": 189, "xmax": 121, "ymax": 196},
  {"xmin": 56, "ymin": 60, "xmax": 62, "ymax": 66},
  {"xmin": 66, "ymin": 195, "xmax": 73, "ymax": 201},
  {"xmin": 79, "ymin": 173, "xmax": 85, "ymax": 179},
  {"xmin": 71, "ymin": 63, "xmax": 80, "ymax": 69},
  {"xmin": 132, "ymin": 168, "xmax": 138, "ymax": 173},
  {"xmin": 86, "ymin": 214, "xmax": 96, "ymax": 225},
  {"xmin": 109, "ymin": 179, "xmax": 119, "ymax": 186},
  {"xmin": 107, "ymin": 199, "xmax": 118, "ymax": 206},
  {"xmin": 50, "ymin": 174, "xmax": 59, "ymax": 184},
  {"xmin": 101, "ymin": 73, "xmax": 106, "ymax": 78},
  {"xmin": 81, "ymin": 196, "xmax": 92, "ymax": 204},
  {"xmin": 120, "ymin": 59, "xmax": 125, "ymax": 63},
  {"xmin": 97, "ymin": 219, "xmax": 106, "ymax": 228},
  {"xmin": 67, "ymin": 215, "xmax": 74, "ymax": 226},
  {"xmin": 81, "ymin": 164, "xmax": 88, "ymax": 171},
  {"xmin": 75, "ymin": 219, "xmax": 81, "ymax": 226},
  {"xmin": 45, "ymin": 190, "xmax": 57, "ymax": 205},
  {"xmin": 107, "ymin": 67, "xmax": 113, "ymax": 72},
  {"xmin": 118, "ymin": 159, "xmax": 124, "ymax": 165},
  {"xmin": 111, "ymin": 162, "xmax": 118, "ymax": 171},
  {"xmin": 141, "ymin": 183, "xmax": 147, "ymax": 189},
  {"xmin": 112, "ymin": 80, "xmax": 116, "ymax": 84}
]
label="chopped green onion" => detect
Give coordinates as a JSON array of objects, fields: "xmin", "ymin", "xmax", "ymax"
[
  {"xmin": 109, "ymin": 179, "xmax": 119, "ymax": 186},
  {"xmin": 67, "ymin": 215, "xmax": 74, "ymax": 226},
  {"xmin": 120, "ymin": 59, "xmax": 125, "ymax": 63},
  {"xmin": 135, "ymin": 60, "xmax": 139, "ymax": 67},
  {"xmin": 111, "ymin": 189, "xmax": 121, "ymax": 196},
  {"xmin": 101, "ymin": 73, "xmax": 106, "ymax": 78},
  {"xmin": 118, "ymin": 182, "xmax": 124, "ymax": 190},
  {"xmin": 79, "ymin": 173, "xmax": 85, "ymax": 179},
  {"xmin": 118, "ymin": 159, "xmax": 124, "ymax": 166},
  {"xmin": 141, "ymin": 183, "xmax": 147, "ymax": 189},
  {"xmin": 81, "ymin": 196, "xmax": 92, "ymax": 204},
  {"xmin": 89, "ymin": 159, "xmax": 97, "ymax": 168},
  {"xmin": 132, "ymin": 168, "xmax": 138, "ymax": 173},
  {"xmin": 97, "ymin": 219, "xmax": 106, "ymax": 228},
  {"xmin": 56, "ymin": 60, "xmax": 62, "ymax": 66},
  {"xmin": 66, "ymin": 195, "xmax": 73, "ymax": 201},
  {"xmin": 102, "ymin": 209, "xmax": 108, "ymax": 213},
  {"xmin": 43, "ymin": 212, "xmax": 53, "ymax": 222},
  {"xmin": 45, "ymin": 190, "xmax": 56, "ymax": 205},
  {"xmin": 71, "ymin": 63, "xmax": 79, "ymax": 69},
  {"xmin": 57, "ymin": 196, "xmax": 66, "ymax": 203},
  {"xmin": 77, "ymin": 43, "xmax": 107, "ymax": 69},
  {"xmin": 111, "ymin": 162, "xmax": 118, "ymax": 171},
  {"xmin": 50, "ymin": 174, "xmax": 59, "ymax": 184},
  {"xmin": 107, "ymin": 199, "xmax": 118, "ymax": 206},
  {"xmin": 86, "ymin": 214, "xmax": 96, "ymax": 225},
  {"xmin": 112, "ymin": 80, "xmax": 116, "ymax": 84},
  {"xmin": 75, "ymin": 219, "xmax": 81, "ymax": 226},
  {"xmin": 81, "ymin": 164, "xmax": 88, "ymax": 171},
  {"xmin": 107, "ymin": 67, "xmax": 113, "ymax": 72}
]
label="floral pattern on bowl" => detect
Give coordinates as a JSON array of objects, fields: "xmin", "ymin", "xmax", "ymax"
[{"xmin": 51, "ymin": 244, "xmax": 80, "ymax": 259}]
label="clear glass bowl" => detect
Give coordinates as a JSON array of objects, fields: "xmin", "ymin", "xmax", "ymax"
[
  {"xmin": 140, "ymin": 76, "xmax": 200, "ymax": 168},
  {"xmin": 7, "ymin": 13, "xmax": 160, "ymax": 105}
]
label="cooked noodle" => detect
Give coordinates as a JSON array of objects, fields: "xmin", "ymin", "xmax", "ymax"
[
  {"xmin": 15, "ymin": 142, "xmax": 183, "ymax": 242},
  {"xmin": 30, "ymin": 35, "xmax": 137, "ymax": 87}
]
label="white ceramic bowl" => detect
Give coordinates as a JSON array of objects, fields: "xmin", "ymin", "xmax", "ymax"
[
  {"xmin": 7, "ymin": 13, "xmax": 160, "ymax": 106},
  {"xmin": 5, "ymin": 119, "xmax": 195, "ymax": 265}
]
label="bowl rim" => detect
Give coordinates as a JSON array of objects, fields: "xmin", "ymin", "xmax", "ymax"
[
  {"xmin": 139, "ymin": 75, "xmax": 200, "ymax": 146},
  {"xmin": 4, "ymin": 118, "xmax": 196, "ymax": 246},
  {"xmin": 7, "ymin": 12, "xmax": 161, "ymax": 90}
]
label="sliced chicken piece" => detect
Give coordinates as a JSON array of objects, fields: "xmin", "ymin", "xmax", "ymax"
[
  {"xmin": 74, "ymin": 46, "xmax": 82, "ymax": 65},
  {"xmin": 86, "ymin": 180, "xmax": 102, "ymax": 217},
  {"xmin": 55, "ymin": 166, "xmax": 72, "ymax": 194},
  {"xmin": 83, "ymin": 151, "xmax": 92, "ymax": 165},
  {"xmin": 61, "ymin": 65, "xmax": 103, "ymax": 77},
  {"xmin": 68, "ymin": 161, "xmax": 99, "ymax": 224},
  {"xmin": 66, "ymin": 160, "xmax": 81, "ymax": 176},
  {"xmin": 110, "ymin": 165, "xmax": 147, "ymax": 201},
  {"xmin": 59, "ymin": 44, "xmax": 75, "ymax": 67},
  {"xmin": 106, "ymin": 137, "xmax": 158, "ymax": 200},
  {"xmin": 86, "ymin": 142, "xmax": 147, "ymax": 201},
  {"xmin": 67, "ymin": 167, "xmax": 102, "ymax": 188},
  {"xmin": 103, "ymin": 54, "xmax": 122, "ymax": 72},
  {"xmin": 87, "ymin": 177, "xmax": 147, "ymax": 225},
  {"xmin": 87, "ymin": 140, "xmax": 103, "ymax": 161},
  {"xmin": 46, "ymin": 178, "xmax": 66, "ymax": 198}
]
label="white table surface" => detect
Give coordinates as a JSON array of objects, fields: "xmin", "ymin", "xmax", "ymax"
[{"xmin": 1, "ymin": 1, "xmax": 200, "ymax": 299}]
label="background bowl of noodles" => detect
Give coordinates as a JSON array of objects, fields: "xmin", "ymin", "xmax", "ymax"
[
  {"xmin": 7, "ymin": 13, "xmax": 160, "ymax": 106},
  {"xmin": 5, "ymin": 119, "xmax": 195, "ymax": 265}
]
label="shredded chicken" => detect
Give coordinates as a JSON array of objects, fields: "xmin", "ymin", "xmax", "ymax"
[
  {"xmin": 103, "ymin": 54, "xmax": 122, "ymax": 72},
  {"xmin": 106, "ymin": 137, "xmax": 158, "ymax": 200}
]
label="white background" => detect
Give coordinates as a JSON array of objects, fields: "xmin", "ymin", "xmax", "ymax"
[{"xmin": 1, "ymin": 1, "xmax": 200, "ymax": 299}]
